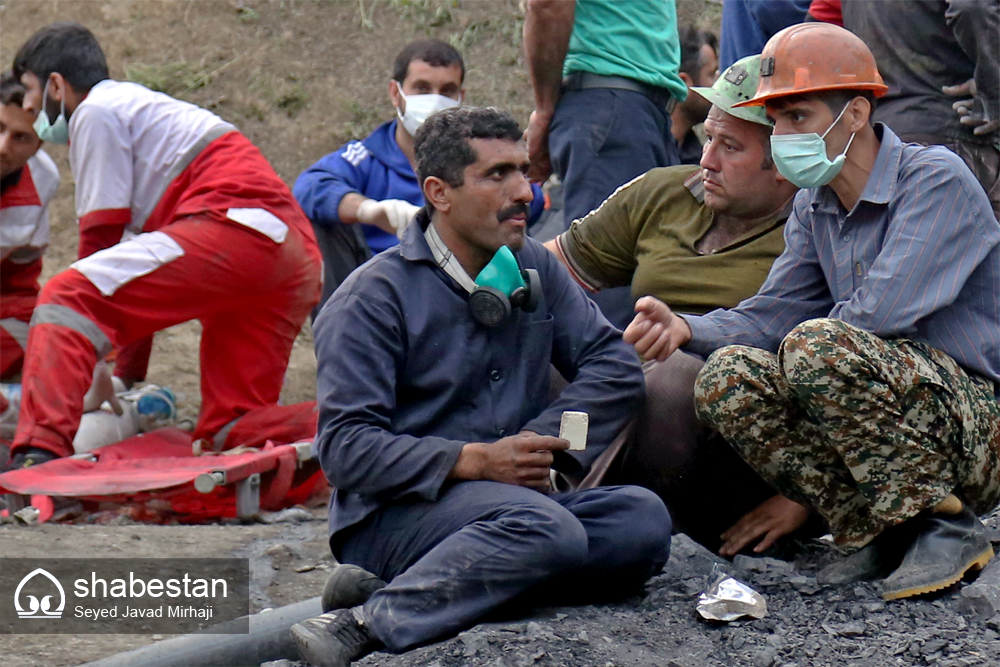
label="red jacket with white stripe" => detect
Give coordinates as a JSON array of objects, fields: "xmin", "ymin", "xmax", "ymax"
[
  {"xmin": 0, "ymin": 150, "xmax": 60, "ymax": 318},
  {"xmin": 68, "ymin": 80, "xmax": 314, "ymax": 258}
]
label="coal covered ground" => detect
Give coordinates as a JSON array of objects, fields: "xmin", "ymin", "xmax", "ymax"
[{"xmin": 269, "ymin": 507, "xmax": 1000, "ymax": 667}]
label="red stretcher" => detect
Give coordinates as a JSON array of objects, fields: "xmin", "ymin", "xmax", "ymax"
[{"xmin": 0, "ymin": 427, "xmax": 327, "ymax": 524}]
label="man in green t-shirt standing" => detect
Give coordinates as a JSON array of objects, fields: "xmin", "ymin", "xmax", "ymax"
[
  {"xmin": 546, "ymin": 56, "xmax": 806, "ymax": 553},
  {"xmin": 524, "ymin": 0, "xmax": 688, "ymax": 328}
]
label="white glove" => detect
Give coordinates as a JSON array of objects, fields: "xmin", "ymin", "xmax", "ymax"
[{"xmin": 356, "ymin": 198, "xmax": 421, "ymax": 237}]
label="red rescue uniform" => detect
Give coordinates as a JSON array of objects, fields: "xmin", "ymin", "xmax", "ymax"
[
  {"xmin": 1, "ymin": 151, "xmax": 59, "ymax": 379},
  {"xmin": 13, "ymin": 80, "xmax": 321, "ymax": 458}
]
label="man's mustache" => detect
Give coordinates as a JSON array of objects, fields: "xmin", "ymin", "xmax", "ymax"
[{"xmin": 497, "ymin": 202, "xmax": 531, "ymax": 223}]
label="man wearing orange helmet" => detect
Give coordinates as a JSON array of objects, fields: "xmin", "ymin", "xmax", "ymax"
[{"xmin": 624, "ymin": 22, "xmax": 999, "ymax": 602}]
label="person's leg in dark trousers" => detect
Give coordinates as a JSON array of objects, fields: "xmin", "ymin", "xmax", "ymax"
[
  {"xmin": 311, "ymin": 220, "xmax": 373, "ymax": 320},
  {"xmin": 612, "ymin": 352, "xmax": 775, "ymax": 551},
  {"xmin": 334, "ymin": 480, "xmax": 670, "ymax": 652},
  {"xmin": 548, "ymin": 88, "xmax": 680, "ymax": 329}
]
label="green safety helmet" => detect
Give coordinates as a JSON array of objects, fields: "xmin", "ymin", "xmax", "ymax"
[{"xmin": 690, "ymin": 55, "xmax": 771, "ymax": 126}]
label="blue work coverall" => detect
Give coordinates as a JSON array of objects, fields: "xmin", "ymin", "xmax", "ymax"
[{"xmin": 312, "ymin": 209, "xmax": 671, "ymax": 651}]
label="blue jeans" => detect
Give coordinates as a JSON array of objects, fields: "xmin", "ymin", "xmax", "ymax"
[
  {"xmin": 549, "ymin": 87, "xmax": 679, "ymax": 329},
  {"xmin": 334, "ymin": 481, "xmax": 671, "ymax": 652}
]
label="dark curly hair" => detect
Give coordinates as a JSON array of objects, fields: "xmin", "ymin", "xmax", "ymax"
[
  {"xmin": 413, "ymin": 106, "xmax": 523, "ymax": 188},
  {"xmin": 0, "ymin": 71, "xmax": 26, "ymax": 106}
]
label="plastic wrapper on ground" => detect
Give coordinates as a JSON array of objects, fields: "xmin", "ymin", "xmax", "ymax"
[{"xmin": 696, "ymin": 568, "xmax": 768, "ymax": 622}]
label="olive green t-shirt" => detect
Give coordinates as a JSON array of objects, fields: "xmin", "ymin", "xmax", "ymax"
[{"xmin": 555, "ymin": 166, "xmax": 788, "ymax": 316}]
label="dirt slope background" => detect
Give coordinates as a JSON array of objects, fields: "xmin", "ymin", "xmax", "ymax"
[
  {"xmin": 0, "ymin": 0, "xmax": 719, "ymax": 423},
  {"xmin": 0, "ymin": 2, "xmax": 719, "ymax": 665},
  {"xmin": 3, "ymin": 3, "xmax": 1000, "ymax": 667}
]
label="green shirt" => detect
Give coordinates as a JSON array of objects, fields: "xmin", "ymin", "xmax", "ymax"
[
  {"xmin": 563, "ymin": 0, "xmax": 688, "ymax": 103},
  {"xmin": 555, "ymin": 166, "xmax": 789, "ymax": 316}
]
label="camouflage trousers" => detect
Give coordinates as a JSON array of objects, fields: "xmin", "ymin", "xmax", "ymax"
[{"xmin": 693, "ymin": 318, "xmax": 1000, "ymax": 551}]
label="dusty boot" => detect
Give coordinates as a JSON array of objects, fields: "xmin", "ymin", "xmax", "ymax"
[
  {"xmin": 881, "ymin": 495, "xmax": 994, "ymax": 601},
  {"xmin": 291, "ymin": 608, "xmax": 382, "ymax": 667},
  {"xmin": 321, "ymin": 564, "xmax": 386, "ymax": 613},
  {"xmin": 817, "ymin": 520, "xmax": 915, "ymax": 586},
  {"xmin": 4, "ymin": 446, "xmax": 58, "ymax": 471}
]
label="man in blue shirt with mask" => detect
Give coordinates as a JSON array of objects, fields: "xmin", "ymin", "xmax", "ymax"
[
  {"xmin": 291, "ymin": 106, "xmax": 669, "ymax": 667},
  {"xmin": 626, "ymin": 23, "xmax": 999, "ymax": 602},
  {"xmin": 295, "ymin": 40, "xmax": 544, "ymax": 312}
]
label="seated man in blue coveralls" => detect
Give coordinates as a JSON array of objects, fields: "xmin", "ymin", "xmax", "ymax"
[
  {"xmin": 295, "ymin": 40, "xmax": 546, "ymax": 311},
  {"xmin": 291, "ymin": 106, "xmax": 671, "ymax": 667}
]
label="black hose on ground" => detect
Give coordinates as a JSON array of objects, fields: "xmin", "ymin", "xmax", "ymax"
[{"xmin": 76, "ymin": 596, "xmax": 322, "ymax": 667}]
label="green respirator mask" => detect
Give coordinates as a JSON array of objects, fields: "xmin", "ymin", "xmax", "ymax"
[{"xmin": 469, "ymin": 246, "xmax": 541, "ymax": 327}]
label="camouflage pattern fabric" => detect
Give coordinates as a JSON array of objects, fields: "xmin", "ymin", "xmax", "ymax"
[{"xmin": 693, "ymin": 318, "xmax": 1000, "ymax": 551}]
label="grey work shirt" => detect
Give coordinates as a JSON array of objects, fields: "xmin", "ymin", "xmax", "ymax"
[
  {"xmin": 313, "ymin": 209, "xmax": 645, "ymax": 538},
  {"xmin": 686, "ymin": 124, "xmax": 1000, "ymax": 389}
]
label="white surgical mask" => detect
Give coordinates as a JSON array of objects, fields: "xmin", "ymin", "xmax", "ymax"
[{"xmin": 394, "ymin": 81, "xmax": 461, "ymax": 136}]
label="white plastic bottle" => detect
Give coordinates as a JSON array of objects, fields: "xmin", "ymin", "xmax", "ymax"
[{"xmin": 72, "ymin": 401, "xmax": 140, "ymax": 454}]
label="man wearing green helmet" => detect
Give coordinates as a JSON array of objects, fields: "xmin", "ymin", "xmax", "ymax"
[
  {"xmin": 544, "ymin": 55, "xmax": 805, "ymax": 553},
  {"xmin": 628, "ymin": 22, "xmax": 999, "ymax": 601}
]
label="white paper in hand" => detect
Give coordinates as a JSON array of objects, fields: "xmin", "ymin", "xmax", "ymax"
[{"xmin": 559, "ymin": 411, "xmax": 589, "ymax": 451}]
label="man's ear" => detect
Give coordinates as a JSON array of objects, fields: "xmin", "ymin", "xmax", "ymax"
[
  {"xmin": 423, "ymin": 176, "xmax": 451, "ymax": 213},
  {"xmin": 47, "ymin": 72, "xmax": 69, "ymax": 103},
  {"xmin": 678, "ymin": 71, "xmax": 695, "ymax": 88},
  {"xmin": 48, "ymin": 72, "xmax": 87, "ymax": 114},
  {"xmin": 389, "ymin": 79, "xmax": 403, "ymax": 109},
  {"xmin": 847, "ymin": 96, "xmax": 871, "ymax": 132}
]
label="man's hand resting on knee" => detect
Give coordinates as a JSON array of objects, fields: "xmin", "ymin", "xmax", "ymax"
[
  {"xmin": 623, "ymin": 297, "xmax": 692, "ymax": 361},
  {"xmin": 449, "ymin": 431, "xmax": 569, "ymax": 493},
  {"xmin": 719, "ymin": 495, "xmax": 810, "ymax": 557}
]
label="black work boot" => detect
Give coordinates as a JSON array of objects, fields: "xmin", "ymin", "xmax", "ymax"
[
  {"xmin": 881, "ymin": 495, "xmax": 994, "ymax": 601},
  {"xmin": 291, "ymin": 608, "xmax": 382, "ymax": 667},
  {"xmin": 4, "ymin": 446, "xmax": 58, "ymax": 471},
  {"xmin": 817, "ymin": 520, "xmax": 917, "ymax": 586},
  {"xmin": 321, "ymin": 564, "xmax": 386, "ymax": 613},
  {"xmin": 3, "ymin": 447, "xmax": 60, "ymax": 513}
]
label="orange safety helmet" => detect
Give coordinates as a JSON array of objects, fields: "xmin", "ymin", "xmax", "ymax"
[{"xmin": 734, "ymin": 22, "xmax": 889, "ymax": 108}]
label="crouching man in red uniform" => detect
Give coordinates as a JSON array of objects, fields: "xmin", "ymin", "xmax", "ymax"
[
  {"xmin": 1, "ymin": 71, "xmax": 59, "ymax": 382},
  {"xmin": 6, "ymin": 23, "xmax": 321, "ymax": 469}
]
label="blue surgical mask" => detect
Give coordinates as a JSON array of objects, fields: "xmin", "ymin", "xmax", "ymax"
[
  {"xmin": 770, "ymin": 102, "xmax": 856, "ymax": 189},
  {"xmin": 33, "ymin": 80, "xmax": 69, "ymax": 145}
]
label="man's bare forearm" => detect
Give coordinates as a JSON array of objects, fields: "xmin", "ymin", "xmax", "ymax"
[{"xmin": 524, "ymin": 0, "xmax": 576, "ymax": 116}]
